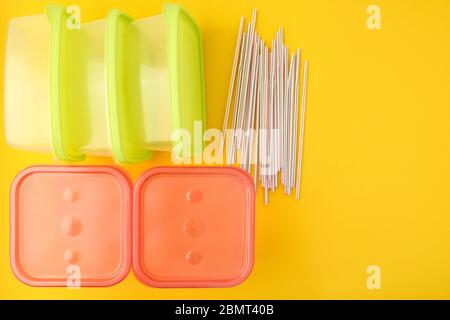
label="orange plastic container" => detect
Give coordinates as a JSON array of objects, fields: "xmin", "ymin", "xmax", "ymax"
[
  {"xmin": 133, "ymin": 167, "xmax": 255, "ymax": 288},
  {"xmin": 10, "ymin": 166, "xmax": 255, "ymax": 288},
  {"xmin": 10, "ymin": 166, "xmax": 132, "ymax": 287}
]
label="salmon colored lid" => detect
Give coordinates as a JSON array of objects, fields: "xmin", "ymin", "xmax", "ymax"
[
  {"xmin": 10, "ymin": 166, "xmax": 132, "ymax": 287},
  {"xmin": 133, "ymin": 167, "xmax": 255, "ymax": 288},
  {"xmin": 10, "ymin": 166, "xmax": 254, "ymax": 288}
]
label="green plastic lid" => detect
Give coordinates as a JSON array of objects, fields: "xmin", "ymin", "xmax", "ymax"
[
  {"xmin": 106, "ymin": 9, "xmax": 153, "ymax": 164},
  {"xmin": 163, "ymin": 3, "xmax": 206, "ymax": 157}
]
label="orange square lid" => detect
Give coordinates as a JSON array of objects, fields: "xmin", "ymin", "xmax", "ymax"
[
  {"xmin": 133, "ymin": 167, "xmax": 255, "ymax": 288},
  {"xmin": 10, "ymin": 166, "xmax": 132, "ymax": 287}
]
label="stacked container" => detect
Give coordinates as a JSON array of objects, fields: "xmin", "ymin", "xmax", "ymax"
[{"xmin": 4, "ymin": 4, "xmax": 206, "ymax": 163}]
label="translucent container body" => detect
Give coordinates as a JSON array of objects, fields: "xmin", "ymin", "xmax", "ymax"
[
  {"xmin": 75, "ymin": 20, "xmax": 111, "ymax": 156},
  {"xmin": 106, "ymin": 6, "xmax": 206, "ymax": 163},
  {"xmin": 135, "ymin": 12, "xmax": 205, "ymax": 152},
  {"xmin": 135, "ymin": 16, "xmax": 172, "ymax": 151},
  {"xmin": 4, "ymin": 15, "xmax": 52, "ymax": 152},
  {"xmin": 4, "ymin": 4, "xmax": 206, "ymax": 163},
  {"xmin": 10, "ymin": 166, "xmax": 255, "ymax": 288}
]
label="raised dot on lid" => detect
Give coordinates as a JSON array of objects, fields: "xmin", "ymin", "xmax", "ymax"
[
  {"xmin": 64, "ymin": 188, "xmax": 77, "ymax": 202},
  {"xmin": 64, "ymin": 249, "xmax": 79, "ymax": 264},
  {"xmin": 60, "ymin": 216, "xmax": 82, "ymax": 237},
  {"xmin": 185, "ymin": 250, "xmax": 202, "ymax": 266},
  {"xmin": 186, "ymin": 190, "xmax": 202, "ymax": 204},
  {"xmin": 183, "ymin": 218, "xmax": 204, "ymax": 238}
]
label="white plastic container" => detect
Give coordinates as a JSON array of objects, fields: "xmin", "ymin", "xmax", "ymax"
[
  {"xmin": 105, "ymin": 5, "xmax": 206, "ymax": 162},
  {"xmin": 4, "ymin": 5, "xmax": 111, "ymax": 162}
]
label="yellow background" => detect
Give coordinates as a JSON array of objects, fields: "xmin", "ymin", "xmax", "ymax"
[{"xmin": 1, "ymin": 0, "xmax": 450, "ymax": 299}]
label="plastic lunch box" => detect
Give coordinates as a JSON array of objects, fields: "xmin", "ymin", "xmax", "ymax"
[
  {"xmin": 4, "ymin": 4, "xmax": 205, "ymax": 163},
  {"xmin": 10, "ymin": 166, "xmax": 255, "ymax": 287}
]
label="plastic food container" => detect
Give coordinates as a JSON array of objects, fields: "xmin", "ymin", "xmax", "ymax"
[
  {"xmin": 4, "ymin": 14, "xmax": 52, "ymax": 153},
  {"xmin": 106, "ymin": 5, "xmax": 206, "ymax": 163},
  {"xmin": 10, "ymin": 166, "xmax": 132, "ymax": 287},
  {"xmin": 4, "ymin": 4, "xmax": 206, "ymax": 164},
  {"xmin": 5, "ymin": 5, "xmax": 111, "ymax": 162},
  {"xmin": 10, "ymin": 166, "xmax": 255, "ymax": 287}
]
